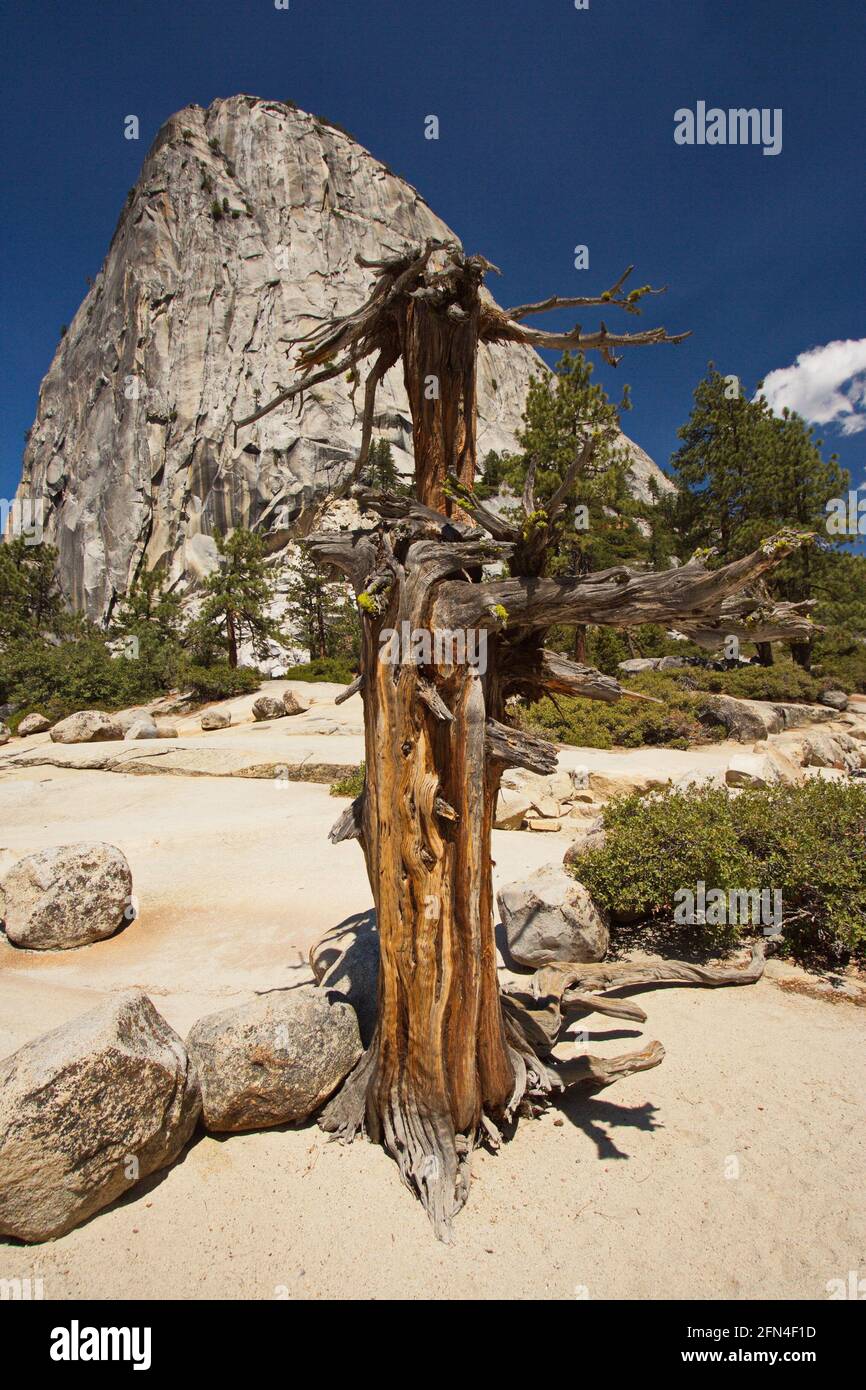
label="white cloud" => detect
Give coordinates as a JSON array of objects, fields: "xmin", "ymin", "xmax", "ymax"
[{"xmin": 757, "ymin": 338, "xmax": 866, "ymax": 435}]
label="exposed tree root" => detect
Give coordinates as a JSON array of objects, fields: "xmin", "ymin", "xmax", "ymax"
[{"xmin": 318, "ymin": 942, "xmax": 766, "ymax": 1237}]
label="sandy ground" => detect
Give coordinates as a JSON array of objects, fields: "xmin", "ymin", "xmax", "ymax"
[{"xmin": 1, "ymin": 687, "xmax": 864, "ymax": 1299}]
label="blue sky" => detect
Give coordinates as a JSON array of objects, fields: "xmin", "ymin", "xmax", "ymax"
[{"xmin": 1, "ymin": 0, "xmax": 864, "ymax": 505}]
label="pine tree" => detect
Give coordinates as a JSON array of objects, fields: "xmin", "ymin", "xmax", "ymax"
[
  {"xmin": 669, "ymin": 366, "xmax": 851, "ymax": 664},
  {"xmin": 361, "ymin": 438, "xmax": 407, "ymax": 493},
  {"xmin": 283, "ymin": 547, "xmax": 359, "ymax": 661},
  {"xmin": 197, "ymin": 529, "xmax": 282, "ymax": 668},
  {"xmin": 0, "ymin": 539, "xmax": 64, "ymax": 642}
]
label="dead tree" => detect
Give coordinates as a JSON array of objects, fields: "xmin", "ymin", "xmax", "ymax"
[{"xmin": 237, "ymin": 243, "xmax": 813, "ymax": 1238}]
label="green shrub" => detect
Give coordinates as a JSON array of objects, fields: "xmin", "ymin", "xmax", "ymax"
[
  {"xmin": 283, "ymin": 656, "xmax": 357, "ymax": 685},
  {"xmin": 682, "ymin": 663, "xmax": 827, "ymax": 703},
  {"xmin": 812, "ymin": 630, "xmax": 866, "ymax": 694},
  {"xmin": 568, "ymin": 782, "xmax": 866, "ymax": 963},
  {"xmin": 0, "ymin": 634, "xmax": 171, "ymax": 724},
  {"xmin": 521, "ymin": 672, "xmax": 715, "ymax": 750},
  {"xmin": 330, "ymin": 762, "xmax": 365, "ymax": 798},
  {"xmin": 181, "ymin": 664, "xmax": 260, "ymax": 701}
]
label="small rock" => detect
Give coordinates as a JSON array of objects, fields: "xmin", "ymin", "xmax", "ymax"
[
  {"xmin": 186, "ymin": 986, "xmax": 361, "ymax": 1132},
  {"xmin": 17, "ymin": 713, "xmax": 51, "ymax": 737},
  {"xmin": 526, "ymin": 817, "xmax": 563, "ymax": 832},
  {"xmin": 114, "ymin": 707, "xmax": 151, "ymax": 734},
  {"xmin": 588, "ymin": 770, "xmax": 669, "ymax": 800},
  {"xmin": 201, "ymin": 711, "xmax": 231, "ymax": 731},
  {"xmin": 820, "ymin": 689, "xmax": 849, "ymax": 712},
  {"xmin": 282, "ymin": 689, "xmax": 310, "ymax": 716},
  {"xmin": 725, "ymin": 753, "xmax": 781, "ymax": 789},
  {"xmin": 562, "ymin": 826, "xmax": 607, "ymax": 867},
  {"xmin": 494, "ymin": 786, "xmax": 533, "ymax": 830},
  {"xmin": 0, "ymin": 842, "xmax": 134, "ymax": 950},
  {"xmin": 50, "ymin": 710, "xmax": 124, "ymax": 744},
  {"xmin": 617, "ymin": 657, "xmax": 661, "ymax": 674},
  {"xmin": 252, "ymin": 696, "xmax": 286, "ymax": 722},
  {"xmin": 0, "ymin": 991, "xmax": 200, "ymax": 1242},
  {"xmin": 698, "ymin": 694, "xmax": 769, "ymax": 743},
  {"xmin": 497, "ymin": 865, "xmax": 609, "ymax": 967},
  {"xmin": 803, "ymin": 731, "xmax": 861, "ymax": 772},
  {"xmin": 126, "ymin": 717, "xmax": 159, "ymax": 740},
  {"xmin": 0, "ymin": 723, "xmax": 10, "ymax": 746},
  {"xmin": 154, "ymin": 723, "xmax": 178, "ymax": 739}
]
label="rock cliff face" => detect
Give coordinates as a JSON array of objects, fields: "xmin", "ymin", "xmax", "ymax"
[{"xmin": 16, "ymin": 94, "xmax": 672, "ymax": 618}]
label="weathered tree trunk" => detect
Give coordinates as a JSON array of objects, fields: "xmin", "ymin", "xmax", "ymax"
[{"xmin": 242, "ymin": 242, "xmax": 815, "ymax": 1236}]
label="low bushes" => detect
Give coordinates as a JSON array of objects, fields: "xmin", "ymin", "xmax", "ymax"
[
  {"xmin": 521, "ymin": 672, "xmax": 714, "ymax": 750},
  {"xmin": 330, "ymin": 762, "xmax": 365, "ymax": 798},
  {"xmin": 567, "ymin": 781, "xmax": 866, "ymax": 963},
  {"xmin": 181, "ymin": 664, "xmax": 261, "ymax": 701},
  {"xmin": 681, "ymin": 663, "xmax": 828, "ymax": 703},
  {"xmin": 282, "ymin": 656, "xmax": 357, "ymax": 685}
]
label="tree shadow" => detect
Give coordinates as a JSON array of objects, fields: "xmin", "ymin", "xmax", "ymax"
[{"xmin": 553, "ymin": 1091, "xmax": 663, "ymax": 1160}]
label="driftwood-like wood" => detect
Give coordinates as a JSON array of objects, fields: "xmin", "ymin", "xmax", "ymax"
[
  {"xmin": 334, "ymin": 674, "xmax": 364, "ymax": 705},
  {"xmin": 237, "ymin": 243, "xmax": 809, "ymax": 1237}
]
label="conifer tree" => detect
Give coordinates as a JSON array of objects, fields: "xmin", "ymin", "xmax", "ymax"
[{"xmin": 198, "ymin": 528, "xmax": 282, "ymax": 668}]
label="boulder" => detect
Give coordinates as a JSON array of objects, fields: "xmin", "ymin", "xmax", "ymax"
[
  {"xmin": 803, "ymin": 731, "xmax": 861, "ymax": 772},
  {"xmin": 114, "ymin": 707, "xmax": 151, "ymax": 734},
  {"xmin": 526, "ymin": 817, "xmax": 563, "ymax": 832},
  {"xmin": 698, "ymin": 694, "xmax": 768, "ymax": 743},
  {"xmin": 820, "ymin": 689, "xmax": 849, "ymax": 712},
  {"xmin": 282, "ymin": 689, "xmax": 310, "ymax": 716},
  {"xmin": 497, "ymin": 865, "xmax": 609, "ymax": 968},
  {"xmin": 125, "ymin": 717, "xmax": 159, "ymax": 740},
  {"xmin": 617, "ymin": 657, "xmax": 661, "ymax": 674},
  {"xmin": 0, "ymin": 723, "xmax": 10, "ymax": 747},
  {"xmin": 563, "ymin": 825, "xmax": 607, "ymax": 867},
  {"xmin": 252, "ymin": 695, "xmax": 286, "ymax": 722},
  {"xmin": 762, "ymin": 744, "xmax": 805, "ymax": 784},
  {"xmin": 588, "ymin": 769, "xmax": 669, "ymax": 800},
  {"xmin": 50, "ymin": 710, "xmax": 123, "ymax": 744},
  {"xmin": 725, "ymin": 753, "xmax": 781, "ymax": 788},
  {"xmin": 17, "ymin": 713, "xmax": 51, "ymax": 737},
  {"xmin": 186, "ymin": 986, "xmax": 361, "ymax": 1132},
  {"xmin": 154, "ymin": 723, "xmax": 179, "ymax": 739},
  {"xmin": 0, "ymin": 842, "xmax": 134, "ymax": 950},
  {"xmin": 201, "ymin": 710, "xmax": 231, "ymax": 731},
  {"xmin": 493, "ymin": 785, "xmax": 533, "ymax": 830},
  {"xmin": 0, "ymin": 991, "xmax": 201, "ymax": 1242}
]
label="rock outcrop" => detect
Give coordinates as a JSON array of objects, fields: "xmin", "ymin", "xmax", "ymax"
[
  {"xmin": 0, "ymin": 991, "xmax": 200, "ymax": 1242},
  {"xmin": 14, "ymin": 95, "xmax": 671, "ymax": 619}
]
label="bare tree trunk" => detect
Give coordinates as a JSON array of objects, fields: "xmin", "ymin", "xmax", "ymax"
[
  {"xmin": 756, "ymin": 640, "xmax": 774, "ymax": 667},
  {"xmin": 227, "ymin": 611, "xmax": 238, "ymax": 669}
]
